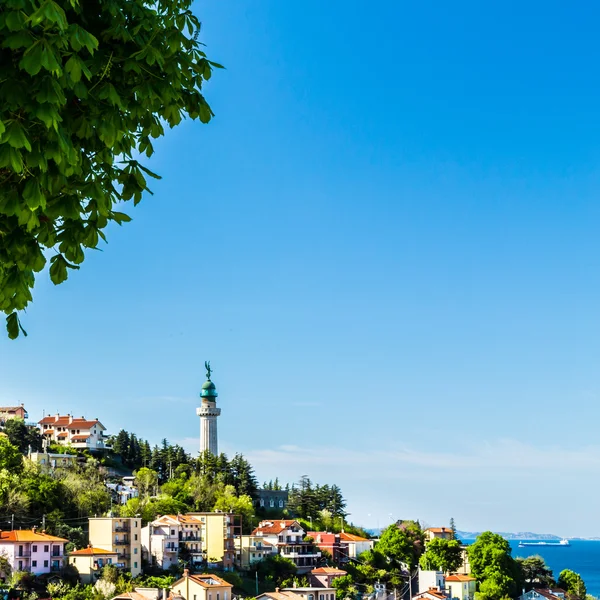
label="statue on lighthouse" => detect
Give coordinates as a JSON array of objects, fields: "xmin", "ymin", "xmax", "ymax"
[{"xmin": 196, "ymin": 361, "xmax": 221, "ymax": 455}]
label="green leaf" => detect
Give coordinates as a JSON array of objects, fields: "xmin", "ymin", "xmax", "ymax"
[
  {"xmin": 5, "ymin": 122, "xmax": 32, "ymax": 151},
  {"xmin": 2, "ymin": 30, "xmax": 34, "ymax": 50},
  {"xmin": 6, "ymin": 313, "xmax": 20, "ymax": 340},
  {"xmin": 65, "ymin": 55, "xmax": 82, "ymax": 83},
  {"xmin": 49, "ymin": 254, "xmax": 78, "ymax": 284},
  {"xmin": 23, "ymin": 179, "xmax": 46, "ymax": 210},
  {"xmin": 138, "ymin": 164, "xmax": 162, "ymax": 179},
  {"xmin": 111, "ymin": 212, "xmax": 132, "ymax": 224},
  {"xmin": 0, "ymin": 120, "xmax": 5, "ymax": 137}
]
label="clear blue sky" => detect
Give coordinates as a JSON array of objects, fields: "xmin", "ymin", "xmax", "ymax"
[{"xmin": 3, "ymin": 0, "xmax": 600, "ymax": 536}]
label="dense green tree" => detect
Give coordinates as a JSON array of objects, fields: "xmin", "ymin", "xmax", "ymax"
[
  {"xmin": 134, "ymin": 467, "xmax": 158, "ymax": 498},
  {"xmin": 252, "ymin": 554, "xmax": 297, "ymax": 587},
  {"xmin": 0, "ymin": 0, "xmax": 222, "ymax": 338},
  {"xmin": 468, "ymin": 532, "xmax": 522, "ymax": 600},
  {"xmin": 517, "ymin": 556, "xmax": 555, "ymax": 589},
  {"xmin": 450, "ymin": 517, "xmax": 458, "ymax": 540},
  {"xmin": 420, "ymin": 538, "xmax": 463, "ymax": 573},
  {"xmin": 558, "ymin": 570, "xmax": 587, "ymax": 598},
  {"xmin": 0, "ymin": 437, "xmax": 23, "ymax": 471},
  {"xmin": 376, "ymin": 521, "xmax": 423, "ymax": 571},
  {"xmin": 332, "ymin": 574, "xmax": 358, "ymax": 600},
  {"xmin": 3, "ymin": 418, "xmax": 42, "ymax": 453}
]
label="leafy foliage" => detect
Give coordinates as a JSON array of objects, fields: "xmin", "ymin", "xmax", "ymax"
[
  {"xmin": 558, "ymin": 569, "xmax": 587, "ymax": 599},
  {"xmin": 287, "ymin": 475, "xmax": 347, "ymax": 520},
  {"xmin": 468, "ymin": 532, "xmax": 522, "ymax": 600},
  {"xmin": 516, "ymin": 555, "xmax": 555, "ymax": 590},
  {"xmin": 0, "ymin": 0, "xmax": 222, "ymax": 338},
  {"xmin": 2, "ymin": 417, "xmax": 43, "ymax": 453},
  {"xmin": 251, "ymin": 554, "xmax": 297, "ymax": 587},
  {"xmin": 420, "ymin": 537, "xmax": 463, "ymax": 573}
]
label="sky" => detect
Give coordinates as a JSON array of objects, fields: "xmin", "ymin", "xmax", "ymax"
[{"xmin": 3, "ymin": 0, "xmax": 600, "ymax": 536}]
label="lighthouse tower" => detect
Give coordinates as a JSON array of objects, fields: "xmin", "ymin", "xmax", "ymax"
[{"xmin": 196, "ymin": 361, "xmax": 221, "ymax": 455}]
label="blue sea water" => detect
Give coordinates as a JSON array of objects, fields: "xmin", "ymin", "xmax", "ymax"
[{"xmin": 508, "ymin": 540, "xmax": 600, "ymax": 597}]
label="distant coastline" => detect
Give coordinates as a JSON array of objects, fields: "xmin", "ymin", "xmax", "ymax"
[{"xmin": 363, "ymin": 528, "xmax": 600, "ymax": 541}]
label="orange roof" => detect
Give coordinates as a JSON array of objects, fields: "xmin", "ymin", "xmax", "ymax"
[
  {"xmin": 0, "ymin": 530, "xmax": 68, "ymax": 543},
  {"xmin": 339, "ymin": 532, "xmax": 370, "ymax": 542},
  {"xmin": 0, "ymin": 406, "xmax": 25, "ymax": 412},
  {"xmin": 71, "ymin": 435, "xmax": 90, "ymax": 441},
  {"xmin": 57, "ymin": 432, "xmax": 68, "ymax": 438},
  {"xmin": 38, "ymin": 415, "xmax": 103, "ymax": 429},
  {"xmin": 114, "ymin": 593, "xmax": 150, "ymax": 600},
  {"xmin": 446, "ymin": 575, "xmax": 475, "ymax": 582},
  {"xmin": 251, "ymin": 520, "xmax": 302, "ymax": 536},
  {"xmin": 43, "ymin": 429, "xmax": 55, "ymax": 435},
  {"xmin": 311, "ymin": 567, "xmax": 347, "ymax": 575},
  {"xmin": 426, "ymin": 527, "xmax": 451, "ymax": 533},
  {"xmin": 413, "ymin": 591, "xmax": 447, "ymax": 600},
  {"xmin": 175, "ymin": 574, "xmax": 231, "ymax": 588},
  {"xmin": 69, "ymin": 547, "xmax": 117, "ymax": 556}
]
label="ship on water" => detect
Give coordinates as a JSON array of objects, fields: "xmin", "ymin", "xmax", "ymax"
[{"xmin": 518, "ymin": 539, "xmax": 570, "ymax": 547}]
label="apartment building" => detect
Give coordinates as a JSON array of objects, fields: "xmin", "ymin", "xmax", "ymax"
[
  {"xmin": 171, "ymin": 571, "xmax": 232, "ymax": 600},
  {"xmin": 38, "ymin": 414, "xmax": 110, "ymax": 451},
  {"xmin": 235, "ymin": 534, "xmax": 276, "ymax": 569},
  {"xmin": 88, "ymin": 517, "xmax": 142, "ymax": 577},
  {"xmin": 68, "ymin": 546, "xmax": 119, "ymax": 583},
  {"xmin": 0, "ymin": 529, "xmax": 67, "ymax": 575},
  {"xmin": 141, "ymin": 513, "xmax": 241, "ymax": 571}
]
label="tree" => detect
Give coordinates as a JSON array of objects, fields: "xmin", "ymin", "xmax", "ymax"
[
  {"xmin": 449, "ymin": 517, "xmax": 457, "ymax": 540},
  {"xmin": 517, "ymin": 556, "xmax": 555, "ymax": 589},
  {"xmin": 0, "ymin": 437, "xmax": 23, "ymax": 471},
  {"xmin": 3, "ymin": 418, "xmax": 42, "ymax": 453},
  {"xmin": 420, "ymin": 538, "xmax": 463, "ymax": 573},
  {"xmin": 212, "ymin": 484, "xmax": 255, "ymax": 525},
  {"xmin": 558, "ymin": 570, "xmax": 586, "ymax": 599},
  {"xmin": 0, "ymin": 0, "xmax": 222, "ymax": 338},
  {"xmin": 332, "ymin": 574, "xmax": 357, "ymax": 600},
  {"xmin": 253, "ymin": 554, "xmax": 297, "ymax": 587},
  {"xmin": 468, "ymin": 532, "xmax": 522, "ymax": 600},
  {"xmin": 134, "ymin": 467, "xmax": 158, "ymax": 498}
]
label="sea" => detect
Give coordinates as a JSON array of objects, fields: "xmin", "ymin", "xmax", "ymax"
[{"xmin": 464, "ymin": 540, "xmax": 600, "ymax": 598}]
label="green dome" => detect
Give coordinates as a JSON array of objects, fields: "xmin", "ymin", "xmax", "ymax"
[{"xmin": 200, "ymin": 380, "xmax": 218, "ymax": 398}]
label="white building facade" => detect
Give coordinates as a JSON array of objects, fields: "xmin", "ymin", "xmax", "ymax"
[
  {"xmin": 0, "ymin": 530, "xmax": 68, "ymax": 575},
  {"xmin": 38, "ymin": 414, "xmax": 110, "ymax": 451}
]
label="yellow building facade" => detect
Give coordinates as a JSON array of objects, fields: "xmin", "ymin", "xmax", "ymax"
[
  {"xmin": 68, "ymin": 547, "xmax": 119, "ymax": 584},
  {"xmin": 88, "ymin": 517, "xmax": 142, "ymax": 577},
  {"xmin": 171, "ymin": 571, "xmax": 232, "ymax": 600}
]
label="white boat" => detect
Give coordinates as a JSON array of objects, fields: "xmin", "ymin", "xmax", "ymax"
[{"xmin": 518, "ymin": 539, "xmax": 570, "ymax": 547}]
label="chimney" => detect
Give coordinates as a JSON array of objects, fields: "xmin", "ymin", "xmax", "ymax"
[
  {"xmin": 54, "ymin": 414, "xmax": 60, "ymax": 422},
  {"xmin": 32, "ymin": 526, "xmax": 37, "ymax": 534},
  {"xmin": 183, "ymin": 569, "xmax": 189, "ymax": 578},
  {"xmin": 275, "ymin": 590, "xmax": 280, "ymax": 594},
  {"xmin": 69, "ymin": 415, "xmax": 73, "ymax": 424}
]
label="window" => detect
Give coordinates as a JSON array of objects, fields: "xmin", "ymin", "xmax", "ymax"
[
  {"xmin": 52, "ymin": 545, "xmax": 60, "ymax": 556},
  {"xmin": 134, "ymin": 548, "xmax": 138, "ymax": 554},
  {"xmin": 44, "ymin": 545, "xmax": 49, "ymax": 552},
  {"xmin": 320, "ymin": 595, "xmax": 324, "ymax": 600},
  {"xmin": 32, "ymin": 545, "xmax": 37, "ymax": 552},
  {"xmin": 134, "ymin": 562, "xmax": 138, "ymax": 568},
  {"xmin": 32, "ymin": 561, "xmax": 37, "ymax": 567},
  {"xmin": 252, "ymin": 553, "xmax": 255, "ymax": 558},
  {"xmin": 171, "ymin": 530, "xmax": 175, "ymax": 536},
  {"xmin": 194, "ymin": 596, "xmax": 197, "ymax": 600},
  {"xmin": 279, "ymin": 500, "xmax": 284, "ymax": 508},
  {"xmin": 225, "ymin": 593, "xmax": 228, "ymax": 600},
  {"xmin": 260, "ymin": 499, "xmax": 265, "ymax": 507},
  {"xmin": 134, "ymin": 521, "xmax": 138, "ymax": 527},
  {"xmin": 44, "ymin": 560, "xmax": 49, "ymax": 567},
  {"xmin": 308, "ymin": 595, "xmax": 314, "ymax": 600},
  {"xmin": 217, "ymin": 594, "xmax": 220, "ymax": 600},
  {"xmin": 18, "ymin": 561, "xmax": 22, "ymax": 570},
  {"xmin": 269, "ymin": 500, "xmax": 275, "ymax": 507},
  {"xmin": 135, "ymin": 534, "xmax": 138, "ymax": 541}
]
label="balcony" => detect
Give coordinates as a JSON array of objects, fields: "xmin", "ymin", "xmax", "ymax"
[
  {"xmin": 114, "ymin": 525, "xmax": 130, "ymax": 532},
  {"xmin": 114, "ymin": 536, "xmax": 130, "ymax": 544},
  {"xmin": 281, "ymin": 550, "xmax": 322, "ymax": 559},
  {"xmin": 117, "ymin": 552, "xmax": 131, "ymax": 560},
  {"xmin": 17, "ymin": 552, "xmax": 31, "ymax": 558},
  {"xmin": 164, "ymin": 544, "xmax": 178, "ymax": 553}
]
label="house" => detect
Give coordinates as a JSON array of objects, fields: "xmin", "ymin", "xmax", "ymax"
[
  {"xmin": 38, "ymin": 414, "xmax": 111, "ymax": 452},
  {"xmin": 170, "ymin": 570, "xmax": 232, "ymax": 600},
  {"xmin": 88, "ymin": 517, "xmax": 143, "ymax": 577},
  {"xmin": 141, "ymin": 513, "xmax": 241, "ymax": 571},
  {"xmin": 235, "ymin": 534, "xmax": 276, "ymax": 569},
  {"xmin": 28, "ymin": 451, "xmax": 79, "ymax": 471},
  {"xmin": 256, "ymin": 588, "xmax": 337, "ymax": 600},
  {"xmin": 518, "ymin": 590, "xmax": 567, "ymax": 600},
  {"xmin": 112, "ymin": 590, "xmax": 166, "ymax": 600},
  {"xmin": 446, "ymin": 575, "xmax": 476, "ymax": 600},
  {"xmin": 68, "ymin": 546, "xmax": 119, "ymax": 583},
  {"xmin": 307, "ymin": 532, "xmax": 346, "ymax": 563},
  {"xmin": 412, "ymin": 590, "xmax": 448, "ymax": 600},
  {"xmin": 251, "ymin": 520, "xmax": 321, "ymax": 573},
  {"xmin": 424, "ymin": 528, "xmax": 453, "ymax": 542},
  {"xmin": 310, "ymin": 567, "xmax": 347, "ymax": 588},
  {"xmin": 255, "ymin": 489, "xmax": 289, "ymax": 511},
  {"xmin": 0, "ymin": 529, "xmax": 68, "ymax": 575},
  {"xmin": 0, "ymin": 404, "xmax": 28, "ymax": 423},
  {"xmin": 337, "ymin": 532, "xmax": 373, "ymax": 559},
  {"xmin": 106, "ymin": 482, "xmax": 139, "ymax": 505},
  {"xmin": 418, "ymin": 569, "xmax": 445, "ymax": 593}
]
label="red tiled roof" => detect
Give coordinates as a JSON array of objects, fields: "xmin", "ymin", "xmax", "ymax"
[
  {"xmin": 311, "ymin": 567, "xmax": 347, "ymax": 575},
  {"xmin": 0, "ymin": 530, "xmax": 68, "ymax": 543},
  {"xmin": 426, "ymin": 527, "xmax": 451, "ymax": 533},
  {"xmin": 174, "ymin": 574, "xmax": 231, "ymax": 588},
  {"xmin": 339, "ymin": 532, "xmax": 370, "ymax": 542},
  {"xmin": 71, "ymin": 435, "xmax": 90, "ymax": 441},
  {"xmin": 57, "ymin": 432, "xmax": 68, "ymax": 438},
  {"xmin": 413, "ymin": 590, "xmax": 447, "ymax": 600},
  {"xmin": 70, "ymin": 547, "xmax": 117, "ymax": 556},
  {"xmin": 38, "ymin": 416, "xmax": 104, "ymax": 429},
  {"xmin": 251, "ymin": 520, "xmax": 302, "ymax": 536},
  {"xmin": 0, "ymin": 406, "xmax": 25, "ymax": 412},
  {"xmin": 446, "ymin": 576, "xmax": 475, "ymax": 582}
]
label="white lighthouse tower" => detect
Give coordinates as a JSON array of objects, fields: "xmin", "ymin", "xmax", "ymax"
[{"xmin": 196, "ymin": 361, "xmax": 221, "ymax": 455}]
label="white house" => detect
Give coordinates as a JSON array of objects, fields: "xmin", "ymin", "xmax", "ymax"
[
  {"xmin": 38, "ymin": 414, "xmax": 110, "ymax": 451},
  {"xmin": 251, "ymin": 520, "xmax": 321, "ymax": 573},
  {"xmin": 0, "ymin": 529, "xmax": 68, "ymax": 575},
  {"xmin": 518, "ymin": 590, "xmax": 567, "ymax": 600},
  {"xmin": 418, "ymin": 569, "xmax": 445, "ymax": 594},
  {"xmin": 338, "ymin": 532, "xmax": 374, "ymax": 558}
]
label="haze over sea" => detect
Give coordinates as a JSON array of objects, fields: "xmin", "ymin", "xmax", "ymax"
[{"xmin": 500, "ymin": 541, "xmax": 599, "ymax": 597}]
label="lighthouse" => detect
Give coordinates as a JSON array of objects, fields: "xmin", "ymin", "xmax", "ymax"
[{"xmin": 196, "ymin": 361, "xmax": 221, "ymax": 455}]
